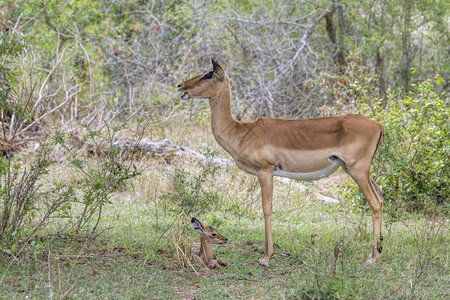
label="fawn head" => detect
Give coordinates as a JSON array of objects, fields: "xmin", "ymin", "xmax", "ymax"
[
  {"xmin": 191, "ymin": 217, "xmax": 228, "ymax": 244},
  {"xmin": 177, "ymin": 58, "xmax": 228, "ymax": 100}
]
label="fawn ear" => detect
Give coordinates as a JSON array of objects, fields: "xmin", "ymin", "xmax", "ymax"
[
  {"xmin": 191, "ymin": 218, "xmax": 204, "ymax": 233},
  {"xmin": 211, "ymin": 58, "xmax": 225, "ymax": 81}
]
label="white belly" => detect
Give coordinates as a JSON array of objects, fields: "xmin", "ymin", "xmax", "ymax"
[{"xmin": 272, "ymin": 157, "xmax": 342, "ymax": 181}]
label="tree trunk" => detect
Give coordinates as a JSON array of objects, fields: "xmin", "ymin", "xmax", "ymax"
[
  {"xmin": 325, "ymin": 10, "xmax": 346, "ymax": 68},
  {"xmin": 375, "ymin": 49, "xmax": 387, "ymax": 103},
  {"xmin": 375, "ymin": 1, "xmax": 387, "ymax": 104},
  {"xmin": 401, "ymin": 0, "xmax": 412, "ymax": 93}
]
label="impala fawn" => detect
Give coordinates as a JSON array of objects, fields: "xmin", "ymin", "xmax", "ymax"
[{"xmin": 191, "ymin": 218, "xmax": 228, "ymax": 269}]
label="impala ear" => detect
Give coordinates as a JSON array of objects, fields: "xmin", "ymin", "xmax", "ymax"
[
  {"xmin": 191, "ymin": 217, "xmax": 205, "ymax": 233},
  {"xmin": 211, "ymin": 58, "xmax": 225, "ymax": 81}
]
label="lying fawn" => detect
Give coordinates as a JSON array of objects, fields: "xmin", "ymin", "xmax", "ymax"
[{"xmin": 191, "ymin": 218, "xmax": 228, "ymax": 269}]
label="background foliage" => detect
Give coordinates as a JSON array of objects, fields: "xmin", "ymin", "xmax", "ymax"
[{"xmin": 0, "ymin": 0, "xmax": 448, "ymax": 254}]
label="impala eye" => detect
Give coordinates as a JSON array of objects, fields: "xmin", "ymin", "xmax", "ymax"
[
  {"xmin": 211, "ymin": 233, "xmax": 217, "ymax": 237},
  {"xmin": 203, "ymin": 72, "xmax": 213, "ymax": 79}
]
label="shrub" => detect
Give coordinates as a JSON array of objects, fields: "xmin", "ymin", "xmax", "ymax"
[
  {"xmin": 347, "ymin": 79, "xmax": 449, "ymax": 214},
  {"xmin": 0, "ymin": 125, "xmax": 141, "ymax": 257},
  {"xmin": 0, "ymin": 145, "xmax": 60, "ymax": 255},
  {"xmin": 159, "ymin": 162, "xmax": 220, "ymax": 219},
  {"xmin": 52, "ymin": 125, "xmax": 141, "ymax": 235}
]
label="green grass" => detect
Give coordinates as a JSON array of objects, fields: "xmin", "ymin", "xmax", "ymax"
[{"xmin": 0, "ymin": 155, "xmax": 448, "ymax": 299}]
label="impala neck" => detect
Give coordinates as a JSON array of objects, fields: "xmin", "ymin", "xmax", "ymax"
[
  {"xmin": 208, "ymin": 82, "xmax": 240, "ymax": 154},
  {"xmin": 199, "ymin": 235, "xmax": 214, "ymax": 261}
]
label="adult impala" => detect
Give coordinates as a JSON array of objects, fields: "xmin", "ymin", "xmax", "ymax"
[{"xmin": 177, "ymin": 58, "xmax": 384, "ymax": 266}]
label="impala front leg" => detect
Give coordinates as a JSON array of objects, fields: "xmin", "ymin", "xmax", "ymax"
[{"xmin": 257, "ymin": 170, "xmax": 274, "ymax": 266}]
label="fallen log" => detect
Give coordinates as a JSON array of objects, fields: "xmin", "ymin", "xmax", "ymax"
[{"xmin": 111, "ymin": 138, "xmax": 232, "ymax": 166}]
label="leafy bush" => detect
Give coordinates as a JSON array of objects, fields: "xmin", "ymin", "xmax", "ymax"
[
  {"xmin": 0, "ymin": 125, "xmax": 141, "ymax": 257},
  {"xmin": 0, "ymin": 31, "xmax": 27, "ymax": 99},
  {"xmin": 159, "ymin": 162, "xmax": 220, "ymax": 219},
  {"xmin": 52, "ymin": 125, "xmax": 141, "ymax": 235},
  {"xmin": 344, "ymin": 78, "xmax": 449, "ymax": 214},
  {"xmin": 0, "ymin": 31, "xmax": 31, "ymax": 154},
  {"xmin": 0, "ymin": 145, "xmax": 68, "ymax": 255}
]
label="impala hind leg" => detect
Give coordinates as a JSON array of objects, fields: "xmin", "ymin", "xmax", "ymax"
[
  {"xmin": 347, "ymin": 169, "xmax": 384, "ymax": 263},
  {"xmin": 192, "ymin": 253, "xmax": 206, "ymax": 268},
  {"xmin": 257, "ymin": 171, "xmax": 274, "ymax": 266}
]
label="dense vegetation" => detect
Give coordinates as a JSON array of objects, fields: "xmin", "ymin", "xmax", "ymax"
[{"xmin": 0, "ymin": 0, "xmax": 448, "ymax": 298}]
